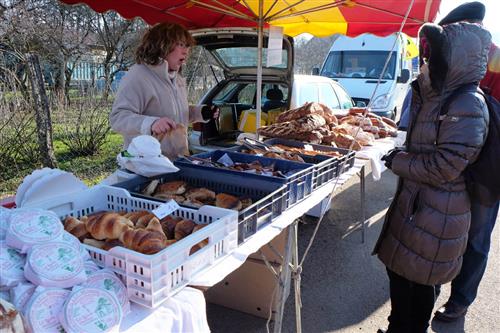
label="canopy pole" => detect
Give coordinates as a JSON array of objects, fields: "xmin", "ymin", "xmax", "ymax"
[{"xmin": 255, "ymin": 0, "xmax": 263, "ymax": 139}]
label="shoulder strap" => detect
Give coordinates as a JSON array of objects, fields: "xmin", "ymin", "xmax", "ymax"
[{"xmin": 439, "ymin": 83, "xmax": 480, "ymax": 118}]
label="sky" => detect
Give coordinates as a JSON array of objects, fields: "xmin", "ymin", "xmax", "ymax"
[{"xmin": 436, "ymin": 0, "xmax": 499, "ymax": 43}]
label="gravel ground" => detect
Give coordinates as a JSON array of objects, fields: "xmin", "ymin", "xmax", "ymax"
[{"xmin": 207, "ymin": 170, "xmax": 500, "ymax": 333}]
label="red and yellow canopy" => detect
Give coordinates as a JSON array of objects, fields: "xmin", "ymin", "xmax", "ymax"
[{"xmin": 60, "ymin": 0, "xmax": 441, "ymax": 38}]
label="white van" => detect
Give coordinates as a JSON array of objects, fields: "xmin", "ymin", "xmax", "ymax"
[{"xmin": 318, "ymin": 33, "xmax": 412, "ymax": 119}]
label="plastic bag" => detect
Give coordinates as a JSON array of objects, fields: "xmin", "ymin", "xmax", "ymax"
[{"xmin": 117, "ymin": 135, "xmax": 179, "ymax": 177}]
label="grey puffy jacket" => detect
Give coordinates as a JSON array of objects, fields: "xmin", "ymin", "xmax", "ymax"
[{"xmin": 373, "ymin": 23, "xmax": 491, "ymax": 286}]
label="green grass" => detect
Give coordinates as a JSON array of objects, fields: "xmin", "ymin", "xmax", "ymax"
[{"xmin": 0, "ymin": 132, "xmax": 123, "ymax": 199}]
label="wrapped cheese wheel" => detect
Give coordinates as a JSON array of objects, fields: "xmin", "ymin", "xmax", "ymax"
[
  {"xmin": 9, "ymin": 282, "xmax": 36, "ymax": 313},
  {"xmin": 24, "ymin": 242, "xmax": 86, "ymax": 288},
  {"xmin": 0, "ymin": 241, "xmax": 27, "ymax": 289},
  {"xmin": 84, "ymin": 260, "xmax": 101, "ymax": 276},
  {"xmin": 6, "ymin": 209, "xmax": 63, "ymax": 253},
  {"xmin": 0, "ymin": 297, "xmax": 28, "ymax": 333},
  {"xmin": 59, "ymin": 287, "xmax": 122, "ymax": 333},
  {"xmin": 85, "ymin": 269, "xmax": 130, "ymax": 314},
  {"xmin": 0, "ymin": 207, "xmax": 11, "ymax": 241},
  {"xmin": 24, "ymin": 287, "xmax": 69, "ymax": 333},
  {"xmin": 61, "ymin": 231, "xmax": 91, "ymax": 261}
]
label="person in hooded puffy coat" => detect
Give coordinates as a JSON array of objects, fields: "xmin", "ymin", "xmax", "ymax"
[{"xmin": 373, "ymin": 22, "xmax": 491, "ymax": 333}]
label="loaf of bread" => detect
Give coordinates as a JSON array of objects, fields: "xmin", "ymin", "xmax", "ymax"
[
  {"xmin": 85, "ymin": 212, "xmax": 134, "ymax": 240},
  {"xmin": 155, "ymin": 181, "xmax": 187, "ymax": 196},
  {"xmin": 215, "ymin": 193, "xmax": 242, "ymax": 211},
  {"xmin": 189, "ymin": 224, "xmax": 210, "ymax": 255},
  {"xmin": 185, "ymin": 188, "xmax": 216, "ymax": 203},
  {"xmin": 119, "ymin": 228, "xmax": 169, "ymax": 254},
  {"xmin": 174, "ymin": 220, "xmax": 196, "ymax": 240},
  {"xmin": 160, "ymin": 215, "xmax": 183, "ymax": 239},
  {"xmin": 83, "ymin": 238, "xmax": 106, "ymax": 249},
  {"xmin": 64, "ymin": 216, "xmax": 90, "ymax": 241}
]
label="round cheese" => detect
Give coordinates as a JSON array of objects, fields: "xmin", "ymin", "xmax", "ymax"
[
  {"xmin": 61, "ymin": 231, "xmax": 91, "ymax": 261},
  {"xmin": 85, "ymin": 270, "xmax": 130, "ymax": 314},
  {"xmin": 6, "ymin": 209, "xmax": 63, "ymax": 253},
  {"xmin": 0, "ymin": 241, "xmax": 27, "ymax": 289},
  {"xmin": 25, "ymin": 242, "xmax": 86, "ymax": 288},
  {"xmin": 84, "ymin": 260, "xmax": 101, "ymax": 276},
  {"xmin": 9, "ymin": 282, "xmax": 36, "ymax": 313},
  {"xmin": 25, "ymin": 287, "xmax": 69, "ymax": 333},
  {"xmin": 60, "ymin": 287, "xmax": 122, "ymax": 333}
]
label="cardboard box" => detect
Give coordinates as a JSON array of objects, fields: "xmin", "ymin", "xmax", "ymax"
[
  {"xmin": 205, "ymin": 258, "xmax": 289, "ymax": 319},
  {"xmin": 248, "ymin": 227, "xmax": 288, "ymax": 264}
]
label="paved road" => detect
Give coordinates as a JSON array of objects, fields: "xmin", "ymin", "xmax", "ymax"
[{"xmin": 207, "ymin": 171, "xmax": 500, "ymax": 333}]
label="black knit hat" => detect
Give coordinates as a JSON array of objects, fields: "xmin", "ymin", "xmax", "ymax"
[{"xmin": 438, "ymin": 1, "xmax": 485, "ymax": 26}]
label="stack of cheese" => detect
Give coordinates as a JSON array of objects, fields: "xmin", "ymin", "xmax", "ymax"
[{"xmin": 0, "ymin": 206, "xmax": 128, "ymax": 333}]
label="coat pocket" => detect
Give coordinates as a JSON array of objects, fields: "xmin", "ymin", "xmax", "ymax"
[{"xmin": 406, "ymin": 189, "xmax": 420, "ymax": 223}]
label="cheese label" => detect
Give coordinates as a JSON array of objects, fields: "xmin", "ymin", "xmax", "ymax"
[
  {"xmin": 152, "ymin": 200, "xmax": 180, "ymax": 219},
  {"xmin": 27, "ymin": 288, "xmax": 70, "ymax": 333},
  {"xmin": 84, "ymin": 260, "xmax": 101, "ymax": 276},
  {"xmin": 9, "ymin": 209, "xmax": 63, "ymax": 243},
  {"xmin": 28, "ymin": 242, "xmax": 84, "ymax": 281},
  {"xmin": 0, "ymin": 242, "xmax": 25, "ymax": 280},
  {"xmin": 63, "ymin": 287, "xmax": 122, "ymax": 332},
  {"xmin": 86, "ymin": 270, "xmax": 129, "ymax": 312}
]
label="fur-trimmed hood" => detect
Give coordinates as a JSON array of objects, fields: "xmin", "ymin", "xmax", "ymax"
[{"xmin": 418, "ymin": 22, "xmax": 491, "ymax": 94}]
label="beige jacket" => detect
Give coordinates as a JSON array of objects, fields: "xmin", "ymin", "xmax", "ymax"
[{"xmin": 110, "ymin": 61, "xmax": 205, "ymax": 160}]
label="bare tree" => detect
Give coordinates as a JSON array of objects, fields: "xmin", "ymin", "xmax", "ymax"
[
  {"xmin": 294, "ymin": 35, "xmax": 339, "ymax": 75},
  {"xmin": 92, "ymin": 12, "xmax": 144, "ymax": 101}
]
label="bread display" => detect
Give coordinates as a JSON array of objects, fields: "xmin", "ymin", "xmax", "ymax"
[
  {"xmin": 138, "ymin": 177, "xmax": 256, "ymax": 212},
  {"xmin": 66, "ymin": 207, "xmax": 207, "ymax": 255},
  {"xmin": 258, "ymin": 102, "xmax": 398, "ymax": 148}
]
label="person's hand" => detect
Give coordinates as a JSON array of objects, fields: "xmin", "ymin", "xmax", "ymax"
[
  {"xmin": 151, "ymin": 117, "xmax": 176, "ymax": 135},
  {"xmin": 201, "ymin": 104, "xmax": 220, "ymax": 121},
  {"xmin": 381, "ymin": 148, "xmax": 403, "ymax": 169}
]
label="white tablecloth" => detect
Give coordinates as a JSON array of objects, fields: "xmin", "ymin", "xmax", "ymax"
[{"xmin": 120, "ymin": 287, "xmax": 210, "ymax": 333}]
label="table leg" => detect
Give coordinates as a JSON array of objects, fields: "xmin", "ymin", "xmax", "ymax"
[
  {"xmin": 292, "ymin": 221, "xmax": 302, "ymax": 333},
  {"xmin": 360, "ymin": 164, "xmax": 366, "ymax": 243},
  {"xmin": 273, "ymin": 224, "xmax": 294, "ymax": 333}
]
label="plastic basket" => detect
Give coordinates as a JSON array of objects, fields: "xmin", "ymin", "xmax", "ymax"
[
  {"xmin": 23, "ymin": 185, "xmax": 238, "ymax": 308},
  {"xmin": 176, "ymin": 151, "xmax": 314, "ymax": 207},
  {"xmin": 113, "ymin": 168, "xmax": 287, "ymax": 244},
  {"xmin": 264, "ymin": 138, "xmax": 356, "ymax": 178}
]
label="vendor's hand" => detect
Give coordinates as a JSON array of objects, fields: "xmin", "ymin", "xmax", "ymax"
[
  {"xmin": 381, "ymin": 148, "xmax": 403, "ymax": 169},
  {"xmin": 151, "ymin": 117, "xmax": 176, "ymax": 135},
  {"xmin": 201, "ymin": 104, "xmax": 220, "ymax": 121}
]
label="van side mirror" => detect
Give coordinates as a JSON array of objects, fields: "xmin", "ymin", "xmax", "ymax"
[
  {"xmin": 312, "ymin": 67, "xmax": 320, "ymax": 75},
  {"xmin": 355, "ymin": 101, "xmax": 367, "ymax": 107},
  {"xmin": 398, "ymin": 69, "xmax": 410, "ymax": 83}
]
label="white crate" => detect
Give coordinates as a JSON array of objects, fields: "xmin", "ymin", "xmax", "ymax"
[{"xmin": 24, "ymin": 185, "xmax": 238, "ymax": 308}]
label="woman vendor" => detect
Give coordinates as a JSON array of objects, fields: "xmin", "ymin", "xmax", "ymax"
[{"xmin": 110, "ymin": 22, "xmax": 218, "ymax": 160}]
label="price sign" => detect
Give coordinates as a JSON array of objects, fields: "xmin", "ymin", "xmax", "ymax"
[{"xmin": 152, "ymin": 200, "xmax": 180, "ymax": 219}]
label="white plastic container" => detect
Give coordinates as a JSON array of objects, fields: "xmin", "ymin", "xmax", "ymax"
[{"xmin": 23, "ymin": 185, "xmax": 238, "ymax": 308}]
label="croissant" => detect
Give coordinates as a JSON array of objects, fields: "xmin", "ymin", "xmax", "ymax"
[
  {"xmin": 119, "ymin": 228, "xmax": 168, "ymax": 254},
  {"xmin": 64, "ymin": 216, "xmax": 90, "ymax": 241},
  {"xmin": 85, "ymin": 212, "xmax": 134, "ymax": 240},
  {"xmin": 145, "ymin": 218, "xmax": 166, "ymax": 238},
  {"xmin": 83, "ymin": 238, "xmax": 106, "ymax": 249},
  {"xmin": 174, "ymin": 219, "xmax": 196, "ymax": 240},
  {"xmin": 160, "ymin": 215, "xmax": 182, "ymax": 239}
]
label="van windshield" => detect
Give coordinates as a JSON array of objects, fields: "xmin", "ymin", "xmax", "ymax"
[{"xmin": 321, "ymin": 51, "xmax": 396, "ymax": 80}]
